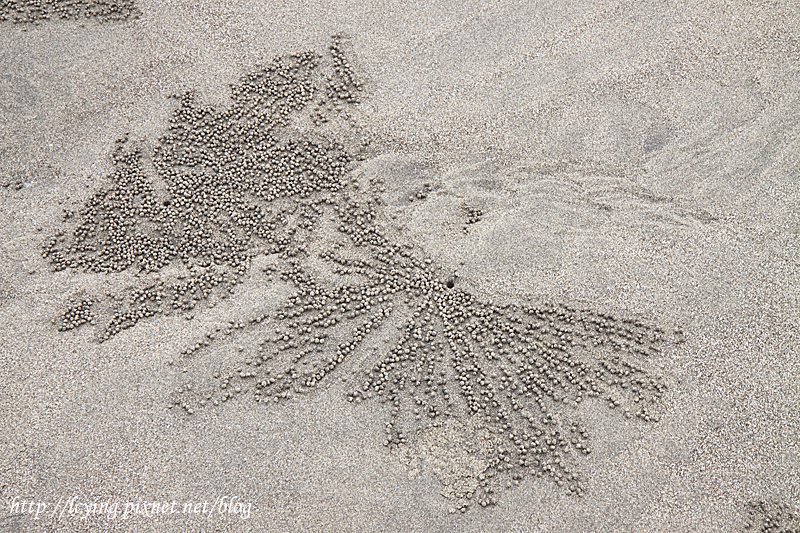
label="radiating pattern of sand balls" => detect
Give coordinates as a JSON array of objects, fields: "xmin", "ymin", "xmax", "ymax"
[
  {"xmin": 46, "ymin": 37, "xmax": 680, "ymax": 512},
  {"xmin": 168, "ymin": 181, "xmax": 676, "ymax": 510},
  {"xmin": 349, "ymin": 279, "xmax": 671, "ymax": 510}
]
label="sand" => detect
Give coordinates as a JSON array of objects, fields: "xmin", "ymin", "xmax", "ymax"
[{"xmin": 0, "ymin": 0, "xmax": 798, "ymax": 531}]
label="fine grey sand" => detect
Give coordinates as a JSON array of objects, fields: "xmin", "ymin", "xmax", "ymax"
[{"xmin": 1, "ymin": 1, "xmax": 799, "ymax": 532}]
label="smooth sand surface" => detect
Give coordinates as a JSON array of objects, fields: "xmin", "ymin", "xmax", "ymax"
[{"xmin": 1, "ymin": 1, "xmax": 798, "ymax": 531}]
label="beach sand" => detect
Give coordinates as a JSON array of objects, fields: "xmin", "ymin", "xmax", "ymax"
[{"xmin": 1, "ymin": 1, "xmax": 798, "ymax": 531}]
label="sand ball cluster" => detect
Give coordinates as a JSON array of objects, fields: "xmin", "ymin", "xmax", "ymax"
[
  {"xmin": 461, "ymin": 203, "xmax": 483, "ymax": 232},
  {"xmin": 0, "ymin": 0, "xmax": 137, "ymax": 23},
  {"xmin": 45, "ymin": 38, "xmax": 367, "ymax": 341},
  {"xmin": 47, "ymin": 37, "xmax": 681, "ymax": 512},
  {"xmin": 167, "ymin": 149, "xmax": 677, "ymax": 510},
  {"xmin": 407, "ymin": 182, "xmax": 434, "ymax": 203},
  {"xmin": 326, "ymin": 34, "xmax": 362, "ymax": 104},
  {"xmin": 745, "ymin": 501, "xmax": 800, "ymax": 533},
  {"xmin": 57, "ymin": 298, "xmax": 95, "ymax": 331},
  {"xmin": 353, "ymin": 290, "xmax": 670, "ymax": 509}
]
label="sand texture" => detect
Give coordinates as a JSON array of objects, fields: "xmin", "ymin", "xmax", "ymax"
[{"xmin": 0, "ymin": 1, "xmax": 799, "ymax": 532}]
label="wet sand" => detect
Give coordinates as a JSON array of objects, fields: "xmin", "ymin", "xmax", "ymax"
[{"xmin": 1, "ymin": 1, "xmax": 799, "ymax": 531}]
